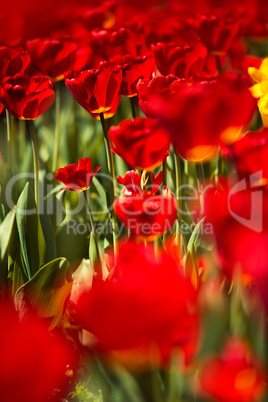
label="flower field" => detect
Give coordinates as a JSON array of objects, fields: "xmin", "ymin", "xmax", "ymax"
[{"xmin": 0, "ymin": 0, "xmax": 268, "ymax": 401}]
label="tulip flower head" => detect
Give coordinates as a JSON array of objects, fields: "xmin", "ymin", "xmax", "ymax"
[
  {"xmin": 0, "ymin": 74, "xmax": 55, "ymax": 120},
  {"xmin": 152, "ymin": 40, "xmax": 207, "ymax": 81},
  {"xmin": 26, "ymin": 36, "xmax": 78, "ymax": 81},
  {"xmin": 200, "ymin": 338, "xmax": 266, "ymax": 402},
  {"xmin": 65, "ymin": 62, "xmax": 122, "ymax": 119},
  {"xmin": 0, "ymin": 46, "xmax": 31, "ymax": 80},
  {"xmin": 109, "ymin": 117, "xmax": 170, "ymax": 171},
  {"xmin": 0, "ymin": 303, "xmax": 78, "ymax": 402},
  {"xmin": 55, "ymin": 158, "xmax": 101, "ymax": 192},
  {"xmin": 115, "ymin": 172, "xmax": 176, "ymax": 241},
  {"xmin": 74, "ymin": 241, "xmax": 199, "ymax": 370}
]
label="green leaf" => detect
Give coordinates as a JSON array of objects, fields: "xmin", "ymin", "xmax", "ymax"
[
  {"xmin": 0, "ymin": 208, "xmax": 16, "ymax": 260},
  {"xmin": 9, "ymin": 248, "xmax": 27, "ymax": 296},
  {"xmin": 15, "ymin": 257, "xmax": 72, "ymax": 329},
  {"xmin": 47, "ymin": 189, "xmax": 66, "ymax": 230},
  {"xmin": 16, "ymin": 182, "xmax": 46, "ymax": 279},
  {"xmin": 92, "ymin": 177, "xmax": 107, "ymax": 208},
  {"xmin": 55, "ymin": 218, "xmax": 89, "ymax": 265},
  {"xmin": 39, "ymin": 208, "xmax": 57, "ymax": 262},
  {"xmin": 187, "ymin": 216, "xmax": 206, "ymax": 253}
]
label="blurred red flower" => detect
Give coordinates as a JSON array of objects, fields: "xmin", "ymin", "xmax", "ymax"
[
  {"xmin": 222, "ymin": 127, "xmax": 268, "ymax": 181},
  {"xmin": 0, "ymin": 302, "xmax": 77, "ymax": 402},
  {"xmin": 26, "ymin": 36, "xmax": 77, "ymax": 81},
  {"xmin": 0, "ymin": 46, "xmax": 31, "ymax": 80},
  {"xmin": 90, "ymin": 22, "xmax": 148, "ymax": 66},
  {"xmin": 55, "ymin": 157, "xmax": 101, "ymax": 192},
  {"xmin": 151, "ymin": 40, "xmax": 207, "ymax": 81},
  {"xmin": 109, "ymin": 117, "xmax": 170, "ymax": 170},
  {"xmin": 74, "ymin": 241, "xmax": 199, "ymax": 369},
  {"xmin": 111, "ymin": 53, "xmax": 156, "ymax": 96},
  {"xmin": 65, "ymin": 62, "xmax": 122, "ymax": 118},
  {"xmin": 206, "ymin": 178, "xmax": 268, "ymax": 280},
  {"xmin": 114, "ymin": 187, "xmax": 177, "ymax": 241},
  {"xmin": 148, "ymin": 73, "xmax": 256, "ymax": 162},
  {"xmin": 0, "ymin": 74, "xmax": 55, "ymax": 120},
  {"xmin": 200, "ymin": 338, "xmax": 266, "ymax": 402},
  {"xmin": 195, "ymin": 14, "xmax": 240, "ymax": 54}
]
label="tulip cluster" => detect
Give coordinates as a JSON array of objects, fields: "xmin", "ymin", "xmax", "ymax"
[{"xmin": 0, "ymin": 0, "xmax": 268, "ymax": 401}]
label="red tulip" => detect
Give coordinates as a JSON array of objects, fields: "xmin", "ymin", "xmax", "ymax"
[
  {"xmin": 0, "ymin": 46, "xmax": 31, "ymax": 80},
  {"xmin": 55, "ymin": 157, "xmax": 101, "ymax": 192},
  {"xmin": 65, "ymin": 62, "xmax": 122, "ymax": 118},
  {"xmin": 206, "ymin": 178, "xmax": 268, "ymax": 280},
  {"xmin": 0, "ymin": 74, "xmax": 55, "ymax": 120},
  {"xmin": 222, "ymin": 127, "xmax": 268, "ymax": 181},
  {"xmin": 117, "ymin": 170, "xmax": 163, "ymax": 196},
  {"xmin": 110, "ymin": 53, "xmax": 156, "ymax": 96},
  {"xmin": 26, "ymin": 36, "xmax": 77, "ymax": 80},
  {"xmin": 195, "ymin": 14, "xmax": 240, "ymax": 54},
  {"xmin": 109, "ymin": 117, "xmax": 170, "ymax": 170},
  {"xmin": 114, "ymin": 187, "xmax": 178, "ymax": 241},
  {"xmin": 151, "ymin": 40, "xmax": 207, "ymax": 81},
  {"xmin": 89, "ymin": 95, "xmax": 121, "ymax": 120},
  {"xmin": 137, "ymin": 75, "xmax": 187, "ymax": 118},
  {"xmin": 149, "ymin": 73, "xmax": 256, "ymax": 162},
  {"xmin": 90, "ymin": 22, "xmax": 147, "ymax": 66},
  {"xmin": 0, "ymin": 302, "xmax": 77, "ymax": 402},
  {"xmin": 74, "ymin": 241, "xmax": 199, "ymax": 369},
  {"xmin": 137, "ymin": 74, "xmax": 187, "ymax": 118},
  {"xmin": 200, "ymin": 338, "xmax": 266, "ymax": 402}
]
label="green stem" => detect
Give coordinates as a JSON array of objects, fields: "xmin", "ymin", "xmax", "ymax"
[
  {"xmin": 174, "ymin": 150, "xmax": 184, "ymax": 259},
  {"xmin": 130, "ymin": 96, "xmax": 138, "ymax": 119},
  {"xmin": 162, "ymin": 159, "xmax": 167, "ymax": 187},
  {"xmin": 195, "ymin": 162, "xmax": 205, "ymax": 217},
  {"xmin": 217, "ymin": 148, "xmax": 223, "ymax": 184},
  {"xmin": 174, "ymin": 150, "xmax": 181, "ymax": 212},
  {"xmin": 6, "ymin": 109, "xmax": 13, "ymax": 171},
  {"xmin": 83, "ymin": 191, "xmax": 97, "ymax": 240},
  {"xmin": 100, "ymin": 112, "xmax": 118, "ymax": 258},
  {"xmin": 52, "ymin": 84, "xmax": 61, "ymax": 173},
  {"xmin": 27, "ymin": 120, "xmax": 39, "ymax": 215}
]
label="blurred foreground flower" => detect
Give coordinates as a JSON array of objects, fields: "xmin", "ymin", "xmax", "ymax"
[
  {"xmin": 222, "ymin": 127, "xmax": 268, "ymax": 181},
  {"xmin": 200, "ymin": 338, "xmax": 266, "ymax": 402},
  {"xmin": 0, "ymin": 302, "xmax": 77, "ymax": 402},
  {"xmin": 55, "ymin": 157, "xmax": 101, "ymax": 191},
  {"xmin": 206, "ymin": 179, "xmax": 268, "ymax": 280},
  {"xmin": 144, "ymin": 73, "xmax": 256, "ymax": 162},
  {"xmin": 74, "ymin": 241, "xmax": 199, "ymax": 370}
]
